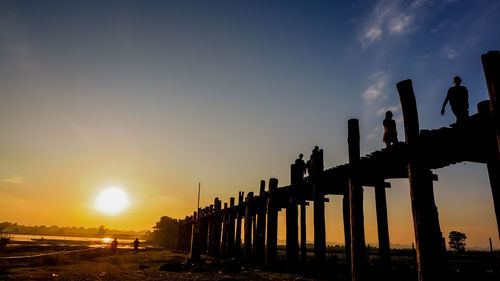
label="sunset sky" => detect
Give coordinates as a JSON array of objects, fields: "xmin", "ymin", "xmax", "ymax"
[{"xmin": 1, "ymin": 0, "xmax": 500, "ymax": 248}]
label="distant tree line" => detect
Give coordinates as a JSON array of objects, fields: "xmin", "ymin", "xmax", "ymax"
[
  {"xmin": 150, "ymin": 216, "xmax": 179, "ymax": 249},
  {"xmin": 0, "ymin": 221, "xmax": 147, "ymax": 239}
]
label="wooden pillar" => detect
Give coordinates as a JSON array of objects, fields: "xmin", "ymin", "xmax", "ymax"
[
  {"xmin": 348, "ymin": 119, "xmax": 366, "ymax": 281},
  {"xmin": 200, "ymin": 209, "xmax": 208, "ymax": 254},
  {"xmin": 343, "ymin": 186, "xmax": 352, "ymax": 277},
  {"xmin": 266, "ymin": 178, "xmax": 279, "ymax": 266},
  {"xmin": 252, "ymin": 213, "xmax": 258, "ymax": 256},
  {"xmin": 256, "ymin": 180, "xmax": 267, "ymax": 264},
  {"xmin": 208, "ymin": 206, "xmax": 214, "ymax": 256},
  {"xmin": 245, "ymin": 192, "xmax": 254, "ymax": 261},
  {"xmin": 286, "ymin": 189, "xmax": 299, "ymax": 264},
  {"xmin": 235, "ymin": 191, "xmax": 244, "ymax": 257},
  {"xmin": 313, "ymin": 187, "xmax": 326, "ymax": 265},
  {"xmin": 190, "ymin": 211, "xmax": 201, "ymax": 260},
  {"xmin": 311, "ymin": 148, "xmax": 326, "ymax": 265},
  {"xmin": 221, "ymin": 203, "xmax": 228, "ymax": 258},
  {"xmin": 482, "ymin": 50, "xmax": 500, "ymax": 241},
  {"xmin": 397, "ymin": 79, "xmax": 447, "ymax": 281},
  {"xmin": 212, "ymin": 198, "xmax": 222, "ymax": 256},
  {"xmin": 300, "ymin": 203, "xmax": 307, "ymax": 262},
  {"xmin": 227, "ymin": 197, "xmax": 236, "ymax": 257},
  {"xmin": 374, "ymin": 183, "xmax": 391, "ymax": 269}
]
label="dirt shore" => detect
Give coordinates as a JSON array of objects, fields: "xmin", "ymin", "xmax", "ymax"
[{"xmin": 0, "ymin": 249, "xmax": 306, "ymax": 281}]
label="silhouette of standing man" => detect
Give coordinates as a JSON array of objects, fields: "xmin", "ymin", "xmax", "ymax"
[
  {"xmin": 441, "ymin": 76, "xmax": 469, "ymax": 123},
  {"xmin": 133, "ymin": 238, "xmax": 139, "ymax": 253},
  {"xmin": 383, "ymin": 111, "xmax": 398, "ymax": 147},
  {"xmin": 110, "ymin": 238, "xmax": 118, "ymax": 255},
  {"xmin": 295, "ymin": 153, "xmax": 306, "ymax": 180}
]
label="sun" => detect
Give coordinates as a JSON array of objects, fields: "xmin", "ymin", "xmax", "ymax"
[{"xmin": 94, "ymin": 186, "xmax": 130, "ymax": 215}]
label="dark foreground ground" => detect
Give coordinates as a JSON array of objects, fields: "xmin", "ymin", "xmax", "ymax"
[{"xmin": 1, "ymin": 246, "xmax": 500, "ymax": 281}]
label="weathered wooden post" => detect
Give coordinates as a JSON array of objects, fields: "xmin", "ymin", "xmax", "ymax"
[
  {"xmin": 311, "ymin": 148, "xmax": 326, "ymax": 265},
  {"xmin": 266, "ymin": 178, "xmax": 279, "ymax": 266},
  {"xmin": 190, "ymin": 211, "xmax": 201, "ymax": 261},
  {"xmin": 300, "ymin": 203, "xmax": 307, "ymax": 262},
  {"xmin": 245, "ymin": 192, "xmax": 254, "ymax": 260},
  {"xmin": 397, "ymin": 79, "xmax": 447, "ymax": 281},
  {"xmin": 482, "ymin": 50, "xmax": 500, "ymax": 241},
  {"xmin": 374, "ymin": 182, "xmax": 391, "ymax": 269},
  {"xmin": 235, "ymin": 191, "xmax": 244, "ymax": 257},
  {"xmin": 221, "ymin": 202, "xmax": 228, "ymax": 258},
  {"xmin": 343, "ymin": 182, "xmax": 352, "ymax": 276},
  {"xmin": 212, "ymin": 198, "xmax": 222, "ymax": 256},
  {"xmin": 208, "ymin": 205, "xmax": 215, "ymax": 256},
  {"xmin": 256, "ymin": 180, "xmax": 267, "ymax": 263},
  {"xmin": 286, "ymin": 188, "xmax": 299, "ymax": 264},
  {"xmin": 227, "ymin": 197, "xmax": 236, "ymax": 257},
  {"xmin": 348, "ymin": 119, "xmax": 366, "ymax": 281},
  {"xmin": 202, "ymin": 207, "xmax": 211, "ymax": 254}
]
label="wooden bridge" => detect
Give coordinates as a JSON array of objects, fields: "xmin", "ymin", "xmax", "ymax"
[{"xmin": 164, "ymin": 51, "xmax": 500, "ymax": 281}]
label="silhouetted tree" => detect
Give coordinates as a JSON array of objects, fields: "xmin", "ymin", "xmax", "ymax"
[
  {"xmin": 97, "ymin": 225, "xmax": 106, "ymax": 237},
  {"xmin": 448, "ymin": 231, "xmax": 467, "ymax": 252},
  {"xmin": 152, "ymin": 216, "xmax": 179, "ymax": 249}
]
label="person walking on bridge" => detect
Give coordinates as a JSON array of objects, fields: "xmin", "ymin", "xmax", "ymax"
[
  {"xmin": 441, "ymin": 76, "xmax": 469, "ymax": 123},
  {"xmin": 383, "ymin": 111, "xmax": 398, "ymax": 147}
]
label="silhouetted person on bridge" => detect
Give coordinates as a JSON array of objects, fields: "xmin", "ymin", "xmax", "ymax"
[
  {"xmin": 441, "ymin": 76, "xmax": 469, "ymax": 123},
  {"xmin": 383, "ymin": 111, "xmax": 398, "ymax": 147},
  {"xmin": 295, "ymin": 153, "xmax": 306, "ymax": 180},
  {"xmin": 307, "ymin": 146, "xmax": 323, "ymax": 180},
  {"xmin": 110, "ymin": 238, "xmax": 118, "ymax": 254},
  {"xmin": 133, "ymin": 238, "xmax": 139, "ymax": 253}
]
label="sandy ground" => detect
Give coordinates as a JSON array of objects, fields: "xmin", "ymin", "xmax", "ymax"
[{"xmin": 0, "ymin": 249, "xmax": 307, "ymax": 281}]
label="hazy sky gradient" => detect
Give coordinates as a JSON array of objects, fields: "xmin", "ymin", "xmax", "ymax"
[{"xmin": 1, "ymin": 0, "xmax": 500, "ymax": 248}]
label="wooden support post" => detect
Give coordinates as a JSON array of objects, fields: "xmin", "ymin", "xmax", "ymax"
[
  {"xmin": 311, "ymin": 148, "xmax": 326, "ymax": 265},
  {"xmin": 245, "ymin": 192, "xmax": 254, "ymax": 261},
  {"xmin": 343, "ymin": 185, "xmax": 352, "ymax": 277},
  {"xmin": 200, "ymin": 209, "xmax": 208, "ymax": 254},
  {"xmin": 286, "ymin": 190, "xmax": 299, "ymax": 264},
  {"xmin": 212, "ymin": 198, "xmax": 222, "ymax": 256},
  {"xmin": 266, "ymin": 178, "xmax": 279, "ymax": 266},
  {"xmin": 256, "ymin": 180, "xmax": 267, "ymax": 264},
  {"xmin": 348, "ymin": 119, "xmax": 366, "ymax": 281},
  {"xmin": 313, "ymin": 187, "xmax": 326, "ymax": 265},
  {"xmin": 253, "ymin": 213, "xmax": 258, "ymax": 256},
  {"xmin": 221, "ymin": 203, "xmax": 228, "ymax": 258},
  {"xmin": 300, "ymin": 203, "xmax": 307, "ymax": 262},
  {"xmin": 482, "ymin": 50, "xmax": 500, "ymax": 241},
  {"xmin": 227, "ymin": 197, "xmax": 236, "ymax": 257},
  {"xmin": 190, "ymin": 211, "xmax": 201, "ymax": 260},
  {"xmin": 374, "ymin": 183, "xmax": 391, "ymax": 270},
  {"xmin": 397, "ymin": 79, "xmax": 447, "ymax": 281},
  {"xmin": 208, "ymin": 206, "xmax": 214, "ymax": 256},
  {"xmin": 235, "ymin": 191, "xmax": 244, "ymax": 257}
]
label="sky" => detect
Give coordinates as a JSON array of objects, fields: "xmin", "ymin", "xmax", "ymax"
[{"xmin": 1, "ymin": 0, "xmax": 500, "ymax": 248}]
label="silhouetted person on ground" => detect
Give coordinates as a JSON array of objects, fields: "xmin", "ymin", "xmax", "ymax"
[
  {"xmin": 441, "ymin": 76, "xmax": 469, "ymax": 123},
  {"xmin": 295, "ymin": 153, "xmax": 306, "ymax": 181},
  {"xmin": 110, "ymin": 238, "xmax": 118, "ymax": 254},
  {"xmin": 133, "ymin": 238, "xmax": 139, "ymax": 253},
  {"xmin": 383, "ymin": 111, "xmax": 398, "ymax": 147}
]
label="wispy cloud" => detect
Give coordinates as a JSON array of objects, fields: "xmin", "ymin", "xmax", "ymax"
[
  {"xmin": 442, "ymin": 44, "xmax": 458, "ymax": 60},
  {"xmin": 362, "ymin": 72, "xmax": 389, "ymax": 102},
  {"xmin": 2, "ymin": 176, "xmax": 24, "ymax": 184},
  {"xmin": 360, "ymin": 0, "xmax": 456, "ymax": 48}
]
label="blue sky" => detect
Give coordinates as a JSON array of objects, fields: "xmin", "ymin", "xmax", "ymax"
[{"xmin": 1, "ymin": 0, "xmax": 500, "ymax": 248}]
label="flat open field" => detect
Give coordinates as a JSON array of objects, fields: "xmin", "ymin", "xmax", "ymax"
[{"xmin": 1, "ymin": 241, "xmax": 500, "ymax": 281}]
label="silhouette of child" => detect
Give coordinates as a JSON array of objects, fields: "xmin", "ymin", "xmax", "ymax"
[{"xmin": 383, "ymin": 111, "xmax": 398, "ymax": 147}]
